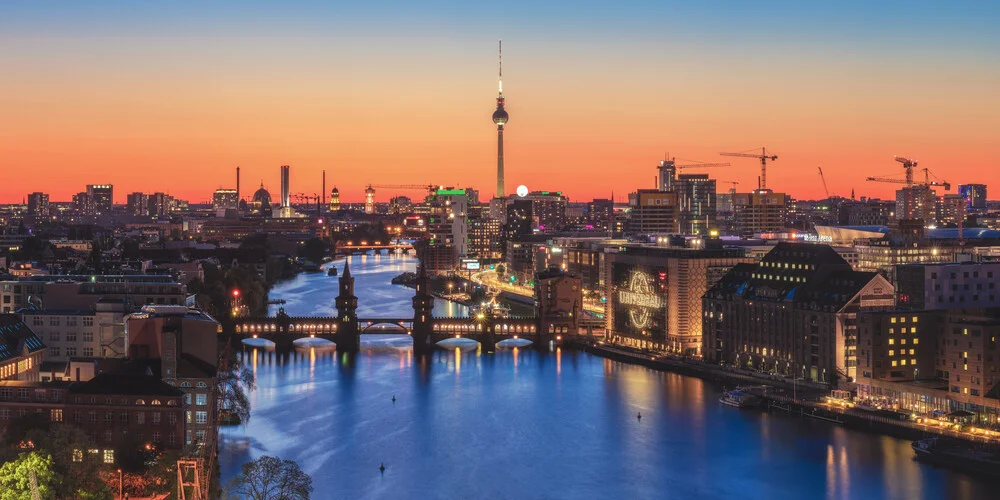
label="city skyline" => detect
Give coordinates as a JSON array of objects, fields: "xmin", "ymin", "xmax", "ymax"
[{"xmin": 2, "ymin": 1, "xmax": 998, "ymax": 204}]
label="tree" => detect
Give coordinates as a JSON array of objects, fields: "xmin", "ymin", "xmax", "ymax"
[
  {"xmin": 0, "ymin": 451, "xmax": 57, "ymax": 500},
  {"xmin": 219, "ymin": 355, "xmax": 257, "ymax": 426},
  {"xmin": 298, "ymin": 238, "xmax": 327, "ymax": 265},
  {"xmin": 226, "ymin": 456, "xmax": 313, "ymax": 500}
]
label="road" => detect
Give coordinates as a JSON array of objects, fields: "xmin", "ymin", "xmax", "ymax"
[{"xmin": 470, "ymin": 270, "xmax": 606, "ymax": 315}]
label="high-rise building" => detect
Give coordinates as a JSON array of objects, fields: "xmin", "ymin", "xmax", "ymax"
[
  {"xmin": 212, "ymin": 189, "xmax": 239, "ymax": 211},
  {"xmin": 505, "ymin": 199, "xmax": 533, "ymax": 242},
  {"xmin": 628, "ymin": 189, "xmax": 677, "ymax": 234},
  {"xmin": 936, "ymin": 194, "xmax": 966, "ymax": 227},
  {"xmin": 426, "ymin": 189, "xmax": 470, "ymax": 262},
  {"xmin": 675, "ymin": 174, "xmax": 717, "ymax": 235},
  {"xmin": 72, "ymin": 192, "xmax": 93, "ymax": 215},
  {"xmin": 468, "ymin": 213, "xmax": 504, "ymax": 261},
  {"xmin": 148, "ymin": 192, "xmax": 173, "ymax": 217},
  {"xmin": 656, "ymin": 159, "xmax": 678, "ymax": 192},
  {"xmin": 895, "ymin": 185, "xmax": 937, "ymax": 224},
  {"xmin": 127, "ymin": 192, "xmax": 149, "ymax": 216},
  {"xmin": 959, "ymin": 184, "xmax": 987, "ymax": 211},
  {"xmin": 731, "ymin": 189, "xmax": 787, "ymax": 237},
  {"xmin": 26, "ymin": 192, "xmax": 49, "ymax": 217},
  {"xmin": 522, "ymin": 191, "xmax": 568, "ymax": 231},
  {"xmin": 86, "ymin": 184, "xmax": 113, "ymax": 212},
  {"xmin": 492, "ymin": 40, "xmax": 508, "ymax": 199}
]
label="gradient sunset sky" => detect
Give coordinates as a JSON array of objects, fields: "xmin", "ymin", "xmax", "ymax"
[{"xmin": 2, "ymin": 1, "xmax": 998, "ymax": 204}]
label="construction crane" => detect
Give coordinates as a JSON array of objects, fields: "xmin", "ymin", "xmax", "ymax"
[
  {"xmin": 720, "ymin": 147, "xmax": 778, "ymax": 190},
  {"xmin": 818, "ymin": 166, "xmax": 831, "ymax": 198},
  {"xmin": 370, "ymin": 184, "xmax": 440, "ymax": 197},
  {"xmin": 292, "ymin": 193, "xmax": 322, "ymax": 217},
  {"xmin": 676, "ymin": 162, "xmax": 730, "ymax": 171},
  {"xmin": 865, "ymin": 156, "xmax": 951, "ymax": 190}
]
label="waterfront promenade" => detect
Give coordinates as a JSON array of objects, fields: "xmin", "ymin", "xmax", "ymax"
[{"xmin": 583, "ymin": 342, "xmax": 1000, "ymax": 447}]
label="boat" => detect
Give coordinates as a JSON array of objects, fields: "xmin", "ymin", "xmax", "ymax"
[
  {"xmin": 327, "ymin": 267, "xmax": 338, "ymax": 276},
  {"xmin": 719, "ymin": 389, "xmax": 758, "ymax": 409},
  {"xmin": 912, "ymin": 437, "xmax": 1000, "ymax": 477},
  {"xmin": 470, "ymin": 300, "xmax": 512, "ymax": 319}
]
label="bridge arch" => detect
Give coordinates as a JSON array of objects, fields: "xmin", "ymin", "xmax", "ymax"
[{"xmin": 360, "ymin": 321, "xmax": 410, "ymax": 333}]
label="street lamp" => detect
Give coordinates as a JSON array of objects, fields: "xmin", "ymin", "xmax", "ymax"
[{"xmin": 118, "ymin": 468, "xmax": 122, "ymax": 499}]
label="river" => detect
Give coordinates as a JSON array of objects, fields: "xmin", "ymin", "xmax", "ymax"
[{"xmin": 218, "ymin": 254, "xmax": 997, "ymax": 499}]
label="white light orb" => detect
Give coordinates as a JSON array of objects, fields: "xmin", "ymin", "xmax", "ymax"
[{"xmin": 516, "ymin": 185, "xmax": 528, "ymax": 197}]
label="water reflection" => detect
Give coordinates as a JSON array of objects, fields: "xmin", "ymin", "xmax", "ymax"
[{"xmin": 218, "ymin": 256, "xmax": 1000, "ymax": 500}]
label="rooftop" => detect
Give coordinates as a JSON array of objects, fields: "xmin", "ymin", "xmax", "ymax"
[{"xmin": 69, "ymin": 373, "xmax": 183, "ymax": 397}]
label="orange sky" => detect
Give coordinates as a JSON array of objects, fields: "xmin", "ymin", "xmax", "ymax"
[{"xmin": 2, "ymin": 9, "xmax": 998, "ymax": 204}]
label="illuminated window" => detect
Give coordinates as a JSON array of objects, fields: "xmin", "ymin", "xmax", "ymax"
[
  {"xmin": 909, "ymin": 349, "xmax": 915, "ymax": 355},
  {"xmin": 72, "ymin": 450, "xmax": 83, "ymax": 463},
  {"xmin": 914, "ymin": 338, "xmax": 919, "ymax": 345},
  {"xmin": 900, "ymin": 339, "xmax": 907, "ymax": 345},
  {"xmin": 103, "ymin": 450, "xmax": 114, "ymax": 464},
  {"xmin": 912, "ymin": 317, "xmax": 919, "ymax": 323},
  {"xmin": 889, "ymin": 350, "xmax": 895, "ymax": 356},
  {"xmin": 891, "ymin": 318, "xmax": 897, "ymax": 324},
  {"xmin": 889, "ymin": 328, "xmax": 894, "ymax": 334},
  {"xmin": 911, "ymin": 359, "xmax": 917, "ymax": 365},
  {"xmin": 900, "ymin": 359, "xmax": 907, "ymax": 366},
  {"xmin": 964, "ymin": 387, "xmax": 969, "ymax": 394},
  {"xmin": 901, "ymin": 317, "xmax": 907, "ymax": 323},
  {"xmin": 891, "ymin": 360, "xmax": 898, "ymax": 367},
  {"xmin": 889, "ymin": 339, "xmax": 895, "ymax": 345}
]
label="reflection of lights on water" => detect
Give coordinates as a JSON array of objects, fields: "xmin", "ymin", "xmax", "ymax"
[
  {"xmin": 455, "ymin": 347, "xmax": 462, "ymax": 375},
  {"xmin": 556, "ymin": 347, "xmax": 561, "ymax": 376}
]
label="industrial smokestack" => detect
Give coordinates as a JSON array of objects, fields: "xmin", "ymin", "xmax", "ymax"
[
  {"xmin": 236, "ymin": 166, "xmax": 241, "ymax": 214},
  {"xmin": 322, "ymin": 170, "xmax": 326, "ymax": 207},
  {"xmin": 281, "ymin": 165, "xmax": 290, "ymax": 208}
]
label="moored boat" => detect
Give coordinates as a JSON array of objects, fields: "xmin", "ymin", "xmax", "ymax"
[
  {"xmin": 912, "ymin": 437, "xmax": 1000, "ymax": 477},
  {"xmin": 720, "ymin": 389, "xmax": 758, "ymax": 409}
]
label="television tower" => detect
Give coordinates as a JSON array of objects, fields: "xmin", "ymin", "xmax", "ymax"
[{"xmin": 492, "ymin": 39, "xmax": 509, "ymax": 199}]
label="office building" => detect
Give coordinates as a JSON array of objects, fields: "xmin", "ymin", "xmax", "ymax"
[
  {"xmin": 731, "ymin": 190, "xmax": 787, "ymax": 237},
  {"xmin": 521, "ymin": 191, "xmax": 568, "ymax": 231},
  {"xmin": 587, "ymin": 198, "xmax": 614, "ymax": 231},
  {"xmin": 148, "ymin": 192, "xmax": 173, "ymax": 217},
  {"xmin": 894, "ymin": 262, "xmax": 1000, "ymax": 310},
  {"xmin": 212, "ymin": 188, "xmax": 239, "ymax": 211},
  {"xmin": 703, "ymin": 243, "xmax": 895, "ymax": 386},
  {"xmin": 675, "ymin": 174, "xmax": 717, "ymax": 235},
  {"xmin": 73, "ymin": 192, "xmax": 93, "ymax": 215},
  {"xmin": 505, "ymin": 199, "xmax": 533, "ymax": 242},
  {"xmin": 21, "ymin": 300, "xmax": 127, "ymax": 362},
  {"xmin": 628, "ymin": 190, "xmax": 677, "ymax": 234}
]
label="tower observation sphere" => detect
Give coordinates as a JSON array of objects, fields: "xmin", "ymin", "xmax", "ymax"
[{"xmin": 492, "ymin": 106, "xmax": 508, "ymax": 126}]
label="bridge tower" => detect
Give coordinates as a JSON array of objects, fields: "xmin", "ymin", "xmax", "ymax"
[
  {"xmin": 335, "ymin": 260, "xmax": 360, "ymax": 353},
  {"xmin": 411, "ymin": 257, "xmax": 436, "ymax": 355}
]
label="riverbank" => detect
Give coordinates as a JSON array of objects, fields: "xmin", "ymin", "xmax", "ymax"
[{"xmin": 581, "ymin": 341, "xmax": 1000, "ymax": 447}]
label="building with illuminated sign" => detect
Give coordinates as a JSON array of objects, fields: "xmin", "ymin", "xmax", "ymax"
[
  {"xmin": 605, "ymin": 245, "xmax": 752, "ymax": 355},
  {"xmin": 703, "ymin": 242, "xmax": 894, "ymax": 386},
  {"xmin": 520, "ymin": 191, "xmax": 568, "ymax": 231}
]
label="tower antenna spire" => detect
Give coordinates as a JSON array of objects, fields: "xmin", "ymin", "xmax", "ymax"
[{"xmin": 498, "ymin": 39, "xmax": 503, "ymax": 94}]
